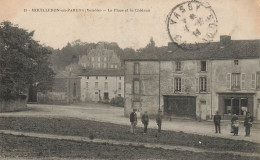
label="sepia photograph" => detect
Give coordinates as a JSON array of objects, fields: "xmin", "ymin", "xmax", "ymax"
[{"xmin": 0, "ymin": 0, "xmax": 260, "ymax": 159}]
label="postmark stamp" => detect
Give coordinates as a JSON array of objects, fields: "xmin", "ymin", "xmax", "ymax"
[{"xmin": 166, "ymin": 0, "xmax": 218, "ymax": 49}]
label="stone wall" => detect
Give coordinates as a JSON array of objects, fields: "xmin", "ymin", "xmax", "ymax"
[
  {"xmin": 37, "ymin": 92, "xmax": 68, "ymax": 104},
  {"xmin": 0, "ymin": 95, "xmax": 27, "ymax": 112},
  {"xmin": 37, "ymin": 77, "xmax": 81, "ymax": 104}
]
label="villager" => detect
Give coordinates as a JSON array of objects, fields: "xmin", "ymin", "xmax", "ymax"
[
  {"xmin": 156, "ymin": 110, "xmax": 162, "ymax": 133},
  {"xmin": 231, "ymin": 114, "xmax": 239, "ymax": 136},
  {"xmin": 141, "ymin": 111, "xmax": 149, "ymax": 134},
  {"xmin": 213, "ymin": 111, "xmax": 221, "ymax": 133},
  {"xmin": 233, "ymin": 119, "xmax": 239, "ymax": 136},
  {"xmin": 130, "ymin": 109, "xmax": 138, "ymax": 134},
  {"xmin": 244, "ymin": 112, "xmax": 253, "ymax": 136}
]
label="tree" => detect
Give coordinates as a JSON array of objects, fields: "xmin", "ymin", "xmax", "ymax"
[
  {"xmin": 137, "ymin": 37, "xmax": 157, "ymax": 54},
  {"xmin": 0, "ymin": 21, "xmax": 55, "ymax": 100}
]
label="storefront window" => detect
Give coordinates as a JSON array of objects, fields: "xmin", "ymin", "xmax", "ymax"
[{"xmin": 224, "ymin": 98, "xmax": 248, "ymax": 115}]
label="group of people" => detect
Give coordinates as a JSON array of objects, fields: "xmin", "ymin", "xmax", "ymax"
[
  {"xmin": 129, "ymin": 109, "xmax": 162, "ymax": 134},
  {"xmin": 214, "ymin": 111, "xmax": 254, "ymax": 136},
  {"xmin": 130, "ymin": 109, "xmax": 254, "ymax": 137}
]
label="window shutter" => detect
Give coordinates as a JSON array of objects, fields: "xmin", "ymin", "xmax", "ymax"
[
  {"xmin": 206, "ymin": 60, "xmax": 209, "ymax": 72},
  {"xmin": 181, "ymin": 78, "xmax": 185, "ymax": 92},
  {"xmin": 241, "ymin": 73, "xmax": 246, "ymax": 89},
  {"xmin": 172, "ymin": 61, "xmax": 176, "ymax": 72},
  {"xmin": 226, "ymin": 73, "xmax": 231, "ymax": 89},
  {"xmin": 257, "ymin": 73, "xmax": 260, "ymax": 89},
  {"xmin": 197, "ymin": 61, "xmax": 200, "ymax": 72},
  {"xmin": 181, "ymin": 61, "xmax": 184, "ymax": 71},
  {"xmin": 195, "ymin": 77, "xmax": 199, "ymax": 93},
  {"xmin": 252, "ymin": 73, "xmax": 256, "ymax": 89},
  {"xmin": 207, "ymin": 77, "xmax": 211, "ymax": 93}
]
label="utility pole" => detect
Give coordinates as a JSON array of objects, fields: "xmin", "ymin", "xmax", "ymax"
[{"xmin": 159, "ymin": 60, "xmax": 161, "ymax": 111}]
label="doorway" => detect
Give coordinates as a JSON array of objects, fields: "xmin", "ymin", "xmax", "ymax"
[{"xmin": 104, "ymin": 92, "xmax": 109, "ymax": 100}]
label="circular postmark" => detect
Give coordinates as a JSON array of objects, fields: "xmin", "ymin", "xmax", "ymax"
[{"xmin": 166, "ymin": 0, "xmax": 218, "ymax": 50}]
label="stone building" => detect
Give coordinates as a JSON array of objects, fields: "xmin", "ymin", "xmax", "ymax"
[
  {"xmin": 123, "ymin": 35, "xmax": 260, "ymax": 120},
  {"xmin": 37, "ymin": 71, "xmax": 81, "ymax": 104},
  {"xmin": 80, "ymin": 69, "xmax": 124, "ymax": 102},
  {"xmin": 78, "ymin": 43, "xmax": 122, "ymax": 69}
]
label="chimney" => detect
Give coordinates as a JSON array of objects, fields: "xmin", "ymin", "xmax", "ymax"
[{"xmin": 220, "ymin": 35, "xmax": 231, "ymax": 47}]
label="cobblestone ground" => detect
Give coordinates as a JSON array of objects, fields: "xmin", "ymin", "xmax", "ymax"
[{"xmin": 0, "ymin": 103, "xmax": 259, "ymax": 143}]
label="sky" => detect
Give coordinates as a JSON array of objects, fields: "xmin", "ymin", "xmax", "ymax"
[{"xmin": 0, "ymin": 0, "xmax": 260, "ymax": 49}]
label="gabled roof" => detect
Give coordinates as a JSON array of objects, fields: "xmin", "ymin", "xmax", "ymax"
[
  {"xmin": 79, "ymin": 69, "xmax": 124, "ymax": 76},
  {"xmin": 122, "ymin": 36, "xmax": 260, "ymax": 61}
]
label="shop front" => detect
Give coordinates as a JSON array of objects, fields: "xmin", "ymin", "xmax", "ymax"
[{"xmin": 218, "ymin": 93, "xmax": 255, "ymax": 119}]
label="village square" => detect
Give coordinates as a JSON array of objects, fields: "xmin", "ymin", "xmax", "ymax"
[{"xmin": 1, "ymin": 0, "xmax": 260, "ymax": 159}]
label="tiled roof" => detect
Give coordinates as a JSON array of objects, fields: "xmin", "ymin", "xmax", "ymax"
[
  {"xmin": 122, "ymin": 36, "xmax": 260, "ymax": 61},
  {"xmin": 79, "ymin": 69, "xmax": 124, "ymax": 76}
]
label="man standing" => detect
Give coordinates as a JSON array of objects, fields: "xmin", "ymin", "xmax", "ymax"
[
  {"xmin": 129, "ymin": 109, "xmax": 138, "ymax": 134},
  {"xmin": 141, "ymin": 111, "xmax": 149, "ymax": 134},
  {"xmin": 213, "ymin": 111, "xmax": 221, "ymax": 133},
  {"xmin": 244, "ymin": 112, "xmax": 253, "ymax": 137},
  {"xmin": 156, "ymin": 110, "xmax": 162, "ymax": 133}
]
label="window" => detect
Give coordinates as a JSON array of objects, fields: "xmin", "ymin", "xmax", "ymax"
[
  {"xmin": 98, "ymin": 57, "xmax": 100, "ymax": 62},
  {"xmin": 199, "ymin": 77, "xmax": 207, "ymax": 92},
  {"xmin": 104, "ymin": 82, "xmax": 108, "ymax": 90},
  {"xmin": 133, "ymin": 80, "xmax": 140, "ymax": 94},
  {"xmin": 174, "ymin": 78, "xmax": 181, "ymax": 92},
  {"xmin": 115, "ymin": 65, "xmax": 118, "ymax": 69},
  {"xmin": 91, "ymin": 57, "xmax": 94, "ymax": 61},
  {"xmin": 87, "ymin": 76, "xmax": 89, "ymax": 79},
  {"xmin": 134, "ymin": 63, "xmax": 140, "ymax": 74},
  {"xmin": 234, "ymin": 60, "xmax": 239, "ymax": 65},
  {"xmin": 231, "ymin": 73, "xmax": 241, "ymax": 90},
  {"xmin": 104, "ymin": 63, "xmax": 107, "ymax": 68},
  {"xmin": 176, "ymin": 61, "xmax": 181, "ymax": 71},
  {"xmin": 97, "ymin": 63, "xmax": 100, "ymax": 68},
  {"xmin": 111, "ymin": 64, "xmax": 114, "ymax": 68},
  {"xmin": 86, "ymin": 82, "xmax": 88, "ymax": 90},
  {"xmin": 92, "ymin": 64, "xmax": 94, "ymax": 68},
  {"xmin": 119, "ymin": 76, "xmax": 121, "ymax": 80},
  {"xmin": 96, "ymin": 76, "xmax": 98, "ymax": 79},
  {"xmin": 118, "ymin": 82, "xmax": 122, "ymax": 90},
  {"xmin": 118, "ymin": 94, "xmax": 121, "ymax": 97},
  {"xmin": 201, "ymin": 61, "xmax": 206, "ymax": 72},
  {"xmin": 224, "ymin": 98, "xmax": 248, "ymax": 115},
  {"xmin": 95, "ymin": 82, "xmax": 98, "ymax": 89},
  {"xmin": 105, "ymin": 76, "xmax": 107, "ymax": 80},
  {"xmin": 104, "ymin": 57, "xmax": 107, "ymax": 61}
]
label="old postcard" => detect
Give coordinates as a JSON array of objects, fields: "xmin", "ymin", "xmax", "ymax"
[{"xmin": 0, "ymin": 0, "xmax": 260, "ymax": 159}]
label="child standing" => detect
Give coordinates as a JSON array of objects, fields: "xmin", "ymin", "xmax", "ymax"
[{"xmin": 233, "ymin": 119, "xmax": 239, "ymax": 136}]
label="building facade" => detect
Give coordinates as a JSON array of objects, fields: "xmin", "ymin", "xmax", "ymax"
[
  {"xmin": 80, "ymin": 69, "xmax": 124, "ymax": 102},
  {"xmin": 78, "ymin": 43, "xmax": 122, "ymax": 69},
  {"xmin": 124, "ymin": 36, "xmax": 260, "ymax": 120}
]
